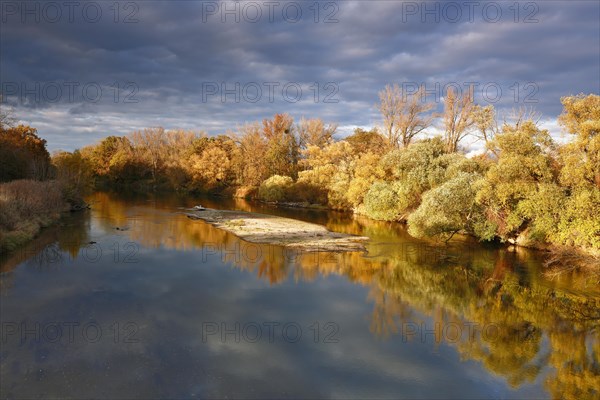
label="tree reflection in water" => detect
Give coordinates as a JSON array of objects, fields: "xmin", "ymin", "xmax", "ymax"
[{"xmin": 3, "ymin": 191, "xmax": 598, "ymax": 399}]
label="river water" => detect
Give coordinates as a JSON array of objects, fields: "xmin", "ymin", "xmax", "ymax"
[{"xmin": 1, "ymin": 192, "xmax": 598, "ymax": 399}]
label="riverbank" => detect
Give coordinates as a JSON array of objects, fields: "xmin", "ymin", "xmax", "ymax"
[
  {"xmin": 0, "ymin": 180, "xmax": 74, "ymax": 254},
  {"xmin": 92, "ymin": 188, "xmax": 600, "ymax": 274},
  {"xmin": 184, "ymin": 208, "xmax": 369, "ymax": 252},
  {"xmin": 240, "ymin": 196, "xmax": 600, "ymax": 275}
]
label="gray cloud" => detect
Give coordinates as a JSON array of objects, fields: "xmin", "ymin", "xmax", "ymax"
[{"xmin": 1, "ymin": 0, "xmax": 598, "ymax": 151}]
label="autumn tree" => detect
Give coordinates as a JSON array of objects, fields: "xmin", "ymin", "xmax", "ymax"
[
  {"xmin": 83, "ymin": 135, "xmax": 138, "ymax": 185},
  {"xmin": 558, "ymin": 93, "xmax": 600, "ymax": 189},
  {"xmin": 443, "ymin": 87, "xmax": 479, "ymax": 153},
  {"xmin": 0, "ymin": 124, "xmax": 51, "ymax": 182},
  {"xmin": 52, "ymin": 150, "xmax": 92, "ymax": 188},
  {"xmin": 345, "ymin": 128, "xmax": 388, "ymax": 155},
  {"xmin": 474, "ymin": 106, "xmax": 542, "ymax": 157},
  {"xmin": 297, "ymin": 140, "xmax": 356, "ymax": 207},
  {"xmin": 258, "ymin": 175, "xmax": 294, "ymax": 202},
  {"xmin": 262, "ymin": 113, "xmax": 298, "ymax": 178},
  {"xmin": 346, "ymin": 152, "xmax": 385, "ymax": 207},
  {"xmin": 237, "ymin": 122, "xmax": 269, "ymax": 187},
  {"xmin": 408, "ymin": 172, "xmax": 489, "ymax": 241},
  {"xmin": 131, "ymin": 127, "xmax": 168, "ymax": 184},
  {"xmin": 552, "ymin": 94, "xmax": 600, "ymax": 249},
  {"xmin": 476, "ymin": 121, "xmax": 558, "ymax": 242},
  {"xmin": 52, "ymin": 150, "xmax": 93, "ymax": 204},
  {"xmin": 361, "ymin": 137, "xmax": 480, "ymax": 222},
  {"xmin": 186, "ymin": 135, "xmax": 240, "ymax": 191},
  {"xmin": 378, "ymin": 84, "xmax": 435, "ymax": 148},
  {"xmin": 473, "ymin": 104, "xmax": 497, "ymax": 151},
  {"xmin": 297, "ymin": 117, "xmax": 337, "ymax": 149},
  {"xmin": 86, "ymin": 136, "xmax": 125, "ymax": 175},
  {"xmin": 362, "ymin": 181, "xmax": 405, "ymax": 221},
  {"xmin": 163, "ymin": 129, "xmax": 200, "ymax": 188},
  {"xmin": 164, "ymin": 129, "xmax": 199, "ymax": 165}
]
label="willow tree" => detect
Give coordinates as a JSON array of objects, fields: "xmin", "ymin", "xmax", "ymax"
[
  {"xmin": 408, "ymin": 172, "xmax": 489, "ymax": 241},
  {"xmin": 554, "ymin": 94, "xmax": 600, "ymax": 249},
  {"xmin": 476, "ymin": 121, "xmax": 558, "ymax": 242}
]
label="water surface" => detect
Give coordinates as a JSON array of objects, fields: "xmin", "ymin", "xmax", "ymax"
[{"xmin": 1, "ymin": 192, "xmax": 598, "ymax": 399}]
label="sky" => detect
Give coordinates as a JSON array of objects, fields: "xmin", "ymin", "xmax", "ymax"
[{"xmin": 1, "ymin": 0, "xmax": 599, "ymax": 151}]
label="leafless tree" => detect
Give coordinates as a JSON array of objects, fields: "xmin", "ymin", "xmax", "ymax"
[
  {"xmin": 504, "ymin": 106, "xmax": 541, "ymax": 129},
  {"xmin": 443, "ymin": 87, "xmax": 478, "ymax": 153},
  {"xmin": 473, "ymin": 105, "xmax": 542, "ymax": 156},
  {"xmin": 378, "ymin": 84, "xmax": 435, "ymax": 148},
  {"xmin": 0, "ymin": 94, "xmax": 17, "ymax": 130}
]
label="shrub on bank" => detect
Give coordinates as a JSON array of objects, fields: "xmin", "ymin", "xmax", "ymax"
[
  {"xmin": 0, "ymin": 180, "xmax": 68, "ymax": 253},
  {"xmin": 288, "ymin": 181, "xmax": 328, "ymax": 205},
  {"xmin": 407, "ymin": 173, "xmax": 488, "ymax": 240},
  {"xmin": 362, "ymin": 181, "xmax": 403, "ymax": 221},
  {"xmin": 553, "ymin": 187, "xmax": 600, "ymax": 250},
  {"xmin": 257, "ymin": 175, "xmax": 294, "ymax": 202}
]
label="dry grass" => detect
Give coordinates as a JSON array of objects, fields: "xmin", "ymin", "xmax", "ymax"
[{"xmin": 0, "ymin": 180, "xmax": 68, "ymax": 253}]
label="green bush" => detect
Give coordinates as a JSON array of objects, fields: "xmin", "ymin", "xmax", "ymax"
[
  {"xmin": 363, "ymin": 181, "xmax": 403, "ymax": 221},
  {"xmin": 327, "ymin": 168, "xmax": 353, "ymax": 209},
  {"xmin": 555, "ymin": 187, "xmax": 600, "ymax": 249},
  {"xmin": 257, "ymin": 175, "xmax": 294, "ymax": 202},
  {"xmin": 380, "ymin": 137, "xmax": 446, "ymax": 180},
  {"xmin": 475, "ymin": 121, "xmax": 557, "ymax": 241},
  {"xmin": 408, "ymin": 173, "xmax": 488, "ymax": 240},
  {"xmin": 374, "ymin": 138, "xmax": 467, "ymax": 215}
]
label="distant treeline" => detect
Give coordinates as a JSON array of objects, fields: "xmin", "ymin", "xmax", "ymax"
[{"xmin": 1, "ymin": 91, "xmax": 598, "ymax": 255}]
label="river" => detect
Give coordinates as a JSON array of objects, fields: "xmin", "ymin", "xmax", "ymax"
[{"xmin": 1, "ymin": 191, "xmax": 598, "ymax": 399}]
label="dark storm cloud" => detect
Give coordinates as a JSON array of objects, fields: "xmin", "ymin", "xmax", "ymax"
[{"xmin": 1, "ymin": 0, "xmax": 598, "ymax": 150}]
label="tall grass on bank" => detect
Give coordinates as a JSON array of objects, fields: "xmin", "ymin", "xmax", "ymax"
[{"xmin": 0, "ymin": 180, "xmax": 68, "ymax": 253}]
